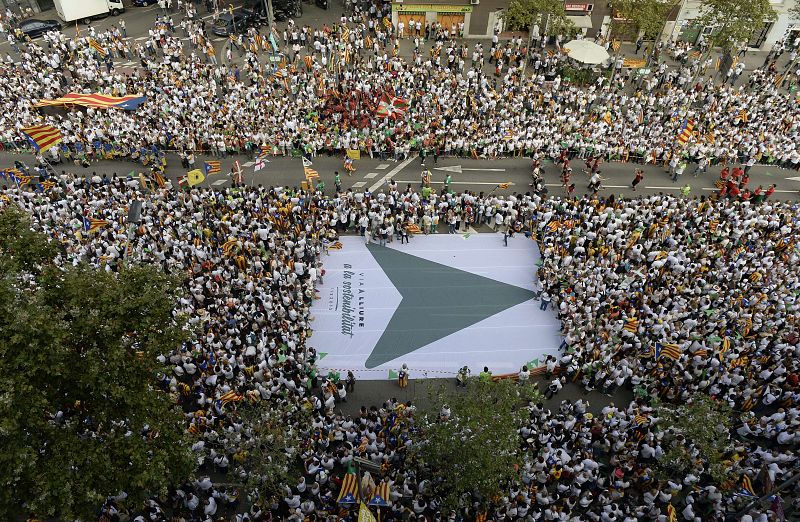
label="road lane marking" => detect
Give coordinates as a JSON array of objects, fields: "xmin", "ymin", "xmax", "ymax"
[
  {"xmin": 352, "ymin": 181, "xmax": 366, "ymax": 188},
  {"xmin": 376, "ymin": 164, "xmax": 390, "ymax": 170},
  {"xmin": 212, "ymin": 179, "xmax": 227, "ymax": 186},
  {"xmin": 364, "ymin": 172, "xmax": 378, "ymax": 179},
  {"xmin": 368, "ymin": 157, "xmax": 414, "ymax": 192},
  {"xmin": 393, "ymin": 180, "xmax": 515, "ymax": 186}
]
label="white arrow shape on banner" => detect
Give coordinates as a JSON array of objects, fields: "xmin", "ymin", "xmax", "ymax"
[{"xmin": 434, "ymin": 165, "xmax": 507, "ymax": 174}]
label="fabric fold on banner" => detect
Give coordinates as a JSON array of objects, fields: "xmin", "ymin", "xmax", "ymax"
[{"xmin": 34, "ymin": 93, "xmax": 148, "ymax": 111}]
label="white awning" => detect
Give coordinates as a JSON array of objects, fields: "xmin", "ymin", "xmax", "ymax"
[{"xmin": 567, "ymin": 15, "xmax": 594, "ymax": 29}]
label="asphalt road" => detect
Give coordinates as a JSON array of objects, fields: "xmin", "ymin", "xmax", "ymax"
[
  {"xmin": 336, "ymin": 374, "xmax": 634, "ymax": 418},
  {"xmin": 10, "ymin": 150, "xmax": 800, "ymax": 200}
]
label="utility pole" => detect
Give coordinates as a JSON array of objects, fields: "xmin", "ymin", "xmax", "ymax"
[
  {"xmin": 263, "ymin": 0, "xmax": 274, "ymax": 27},
  {"xmin": 521, "ymin": 16, "xmax": 536, "ymax": 76}
]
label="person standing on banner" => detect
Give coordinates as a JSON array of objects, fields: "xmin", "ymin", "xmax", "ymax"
[{"xmin": 398, "ymin": 364, "xmax": 409, "ymax": 388}]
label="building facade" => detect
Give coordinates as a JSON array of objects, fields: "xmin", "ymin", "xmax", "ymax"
[
  {"xmin": 666, "ymin": 0, "xmax": 799, "ymax": 50},
  {"xmin": 391, "ymin": 0, "xmax": 514, "ymax": 38},
  {"xmin": 0, "ymin": 0, "xmax": 52, "ymax": 15}
]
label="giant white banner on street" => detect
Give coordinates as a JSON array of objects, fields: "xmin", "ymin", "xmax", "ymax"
[{"xmin": 310, "ymin": 234, "xmax": 561, "ymax": 380}]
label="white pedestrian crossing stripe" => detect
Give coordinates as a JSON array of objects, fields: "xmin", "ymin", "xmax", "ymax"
[
  {"xmin": 134, "ymin": 36, "xmax": 149, "ymax": 42},
  {"xmin": 212, "ymin": 179, "xmax": 227, "ymax": 186},
  {"xmin": 364, "ymin": 172, "xmax": 378, "ymax": 179},
  {"xmin": 376, "ymin": 164, "xmax": 390, "ymax": 170},
  {"xmin": 242, "ymin": 161, "xmax": 255, "ymax": 167},
  {"xmin": 352, "ymin": 181, "xmax": 366, "ymax": 188}
]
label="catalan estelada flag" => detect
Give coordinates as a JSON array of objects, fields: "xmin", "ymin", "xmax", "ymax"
[
  {"xmin": 676, "ymin": 119, "xmax": 694, "ymax": 145},
  {"xmin": 36, "ymin": 180, "xmax": 57, "ymax": 192},
  {"xmin": 83, "ymin": 217, "xmax": 109, "ymax": 233},
  {"xmin": 337, "ymin": 473, "xmax": 359, "ymax": 505},
  {"xmin": 88, "ymin": 38, "xmax": 107, "ymax": 58},
  {"xmin": 368, "ymin": 482, "xmax": 390, "ymax": 507},
  {"xmin": 34, "ymin": 93, "xmax": 147, "ymax": 111},
  {"xmin": 218, "ymin": 390, "xmax": 243, "ymax": 406},
  {"xmin": 659, "ymin": 343, "xmax": 682, "ymax": 360},
  {"xmin": 624, "ymin": 317, "xmax": 639, "ymax": 333},
  {"xmin": 203, "ymin": 161, "xmax": 221, "ymax": 175},
  {"xmin": 222, "ymin": 239, "xmax": 237, "ymax": 256},
  {"xmin": 740, "ymin": 475, "xmax": 756, "ymax": 497},
  {"xmin": 633, "ymin": 414, "xmax": 648, "ymax": 427},
  {"xmin": 304, "ymin": 166, "xmax": 320, "ymax": 180},
  {"xmin": 21, "ymin": 124, "xmax": 62, "ymax": 152}
]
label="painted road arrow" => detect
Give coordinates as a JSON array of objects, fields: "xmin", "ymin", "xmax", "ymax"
[
  {"xmin": 434, "ymin": 165, "xmax": 507, "ymax": 174},
  {"xmin": 364, "ymin": 243, "xmax": 534, "ymax": 368},
  {"xmin": 785, "ymin": 176, "xmax": 800, "ymax": 182}
]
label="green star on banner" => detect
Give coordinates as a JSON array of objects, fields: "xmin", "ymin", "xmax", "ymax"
[
  {"xmin": 388, "ymin": 369, "xmax": 398, "ymax": 380},
  {"xmin": 319, "ymin": 352, "xmax": 328, "ymax": 360},
  {"xmin": 526, "ymin": 358, "xmax": 539, "ymax": 368}
]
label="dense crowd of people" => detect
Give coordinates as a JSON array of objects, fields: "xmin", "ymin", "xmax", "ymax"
[
  {"xmin": 4, "ymin": 161, "xmax": 800, "ymax": 519},
  {"xmin": 0, "ymin": 0, "xmax": 799, "ymax": 171},
  {"xmin": 2, "ymin": 1, "xmax": 800, "ymax": 520}
]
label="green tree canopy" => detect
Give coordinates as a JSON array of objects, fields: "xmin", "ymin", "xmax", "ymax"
[
  {"xmin": 411, "ymin": 378, "xmax": 541, "ymax": 509},
  {"xmin": 697, "ymin": 0, "xmax": 777, "ymax": 52},
  {"xmin": 231, "ymin": 398, "xmax": 311, "ymax": 506},
  {"xmin": 614, "ymin": 0, "xmax": 679, "ymax": 40},
  {"xmin": 653, "ymin": 395, "xmax": 735, "ymax": 486},
  {"xmin": 0, "ymin": 206, "xmax": 195, "ymax": 519},
  {"xmin": 503, "ymin": 0, "xmax": 576, "ymax": 36}
]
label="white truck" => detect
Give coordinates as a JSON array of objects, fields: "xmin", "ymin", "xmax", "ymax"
[{"xmin": 53, "ymin": 0, "xmax": 125, "ymax": 24}]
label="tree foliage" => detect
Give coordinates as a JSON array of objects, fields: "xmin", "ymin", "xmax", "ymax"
[
  {"xmin": 503, "ymin": 0, "xmax": 576, "ymax": 36},
  {"xmin": 696, "ymin": 0, "xmax": 776, "ymax": 52},
  {"xmin": 0, "ymin": 206, "xmax": 195, "ymax": 519},
  {"xmin": 653, "ymin": 395, "xmax": 735, "ymax": 486},
  {"xmin": 230, "ymin": 398, "xmax": 311, "ymax": 506},
  {"xmin": 411, "ymin": 378, "xmax": 541, "ymax": 509},
  {"xmin": 614, "ymin": 0, "xmax": 679, "ymax": 40}
]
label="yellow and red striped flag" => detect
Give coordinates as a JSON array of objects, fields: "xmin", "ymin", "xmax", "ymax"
[
  {"xmin": 624, "ymin": 317, "xmax": 639, "ymax": 333},
  {"xmin": 21, "ymin": 124, "xmax": 62, "ymax": 152},
  {"xmin": 88, "ymin": 38, "xmax": 107, "ymax": 58}
]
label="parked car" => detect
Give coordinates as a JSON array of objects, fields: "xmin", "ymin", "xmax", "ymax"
[
  {"xmin": 132, "ymin": 0, "xmax": 158, "ymax": 6},
  {"xmin": 18, "ymin": 19, "xmax": 61, "ymax": 39},
  {"xmin": 211, "ymin": 10, "xmax": 254, "ymax": 36}
]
